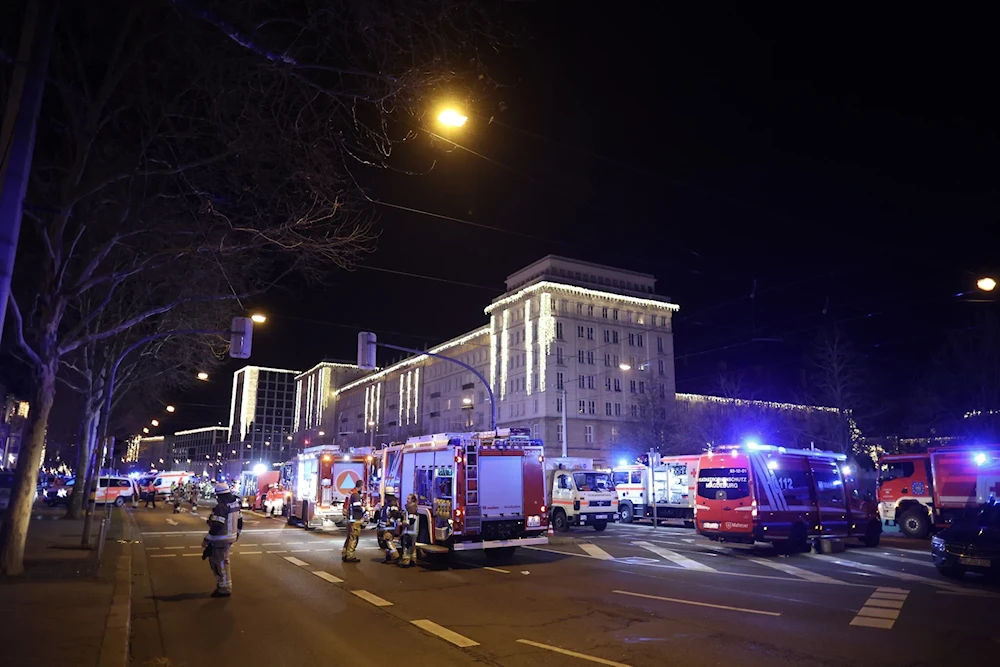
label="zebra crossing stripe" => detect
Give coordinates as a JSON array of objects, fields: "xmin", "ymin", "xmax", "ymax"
[
  {"xmin": 633, "ymin": 541, "xmax": 715, "ymax": 571},
  {"xmin": 746, "ymin": 557, "xmax": 844, "ymax": 584}
]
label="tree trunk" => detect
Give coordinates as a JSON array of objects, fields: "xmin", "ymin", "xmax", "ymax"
[
  {"xmin": 0, "ymin": 361, "xmax": 57, "ymax": 575},
  {"xmin": 66, "ymin": 409, "xmax": 97, "ymax": 520}
]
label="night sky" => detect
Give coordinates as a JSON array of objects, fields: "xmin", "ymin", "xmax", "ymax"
[{"xmin": 165, "ymin": 5, "xmax": 998, "ymax": 432}]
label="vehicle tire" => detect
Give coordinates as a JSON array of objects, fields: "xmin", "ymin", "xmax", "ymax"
[
  {"xmin": 114, "ymin": 496, "xmax": 125, "ymax": 507},
  {"xmin": 619, "ymin": 502, "xmax": 634, "ymax": 524},
  {"xmin": 899, "ymin": 508, "xmax": 930, "ymax": 539},
  {"xmin": 551, "ymin": 509, "xmax": 569, "ymax": 532},
  {"xmin": 485, "ymin": 546, "xmax": 517, "ymax": 561},
  {"xmin": 789, "ymin": 523, "xmax": 809, "ymax": 554},
  {"xmin": 593, "ymin": 520, "xmax": 608, "ymax": 532},
  {"xmin": 861, "ymin": 521, "xmax": 881, "ymax": 547},
  {"xmin": 937, "ymin": 565, "xmax": 965, "ymax": 580}
]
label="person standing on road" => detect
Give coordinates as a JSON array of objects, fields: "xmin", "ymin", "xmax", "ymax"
[
  {"xmin": 376, "ymin": 492, "xmax": 396, "ymax": 552},
  {"xmin": 341, "ymin": 479, "xmax": 365, "ymax": 563},
  {"xmin": 186, "ymin": 481, "xmax": 198, "ymax": 513},
  {"xmin": 202, "ymin": 481, "xmax": 243, "ymax": 597},
  {"xmin": 171, "ymin": 483, "xmax": 183, "ymax": 513},
  {"xmin": 398, "ymin": 493, "xmax": 418, "ymax": 568},
  {"xmin": 144, "ymin": 481, "xmax": 157, "ymax": 509},
  {"xmin": 382, "ymin": 496, "xmax": 401, "ymax": 564}
]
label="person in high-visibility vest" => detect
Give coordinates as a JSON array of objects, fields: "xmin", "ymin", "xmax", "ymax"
[
  {"xmin": 398, "ymin": 493, "xmax": 418, "ymax": 568},
  {"xmin": 341, "ymin": 480, "xmax": 365, "ymax": 563},
  {"xmin": 202, "ymin": 481, "xmax": 243, "ymax": 597}
]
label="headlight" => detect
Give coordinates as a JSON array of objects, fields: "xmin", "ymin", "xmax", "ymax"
[{"xmin": 931, "ymin": 536, "xmax": 945, "ymax": 549}]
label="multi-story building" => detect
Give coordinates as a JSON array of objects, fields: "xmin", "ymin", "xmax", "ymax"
[
  {"xmin": 292, "ymin": 361, "xmax": 369, "ymax": 447},
  {"xmin": 329, "ymin": 256, "xmax": 679, "ymax": 466},
  {"xmin": 228, "ymin": 366, "xmax": 299, "ymax": 472},
  {"xmin": 171, "ymin": 426, "xmax": 228, "ymax": 477},
  {"xmin": 128, "ymin": 435, "xmax": 172, "ymax": 474},
  {"xmin": 1, "ymin": 396, "xmax": 30, "ymax": 469}
]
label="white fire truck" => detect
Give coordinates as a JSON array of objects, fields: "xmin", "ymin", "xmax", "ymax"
[
  {"xmin": 286, "ymin": 445, "xmax": 375, "ymax": 530},
  {"xmin": 379, "ymin": 428, "xmax": 549, "ymax": 559},
  {"xmin": 612, "ymin": 455, "xmax": 700, "ymax": 525},
  {"xmin": 544, "ymin": 457, "xmax": 618, "ymax": 531}
]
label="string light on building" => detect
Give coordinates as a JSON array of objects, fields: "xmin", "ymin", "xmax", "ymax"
[
  {"xmin": 525, "ymin": 299, "xmax": 533, "ymax": 395},
  {"xmin": 500, "ymin": 309, "xmax": 510, "ymax": 400},
  {"xmin": 676, "ymin": 393, "xmax": 837, "ymax": 413}
]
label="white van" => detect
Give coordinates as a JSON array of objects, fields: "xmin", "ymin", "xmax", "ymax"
[{"xmin": 150, "ymin": 471, "xmax": 195, "ymax": 498}]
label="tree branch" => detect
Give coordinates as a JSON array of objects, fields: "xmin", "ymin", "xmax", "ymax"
[{"xmin": 5, "ymin": 296, "xmax": 43, "ymax": 368}]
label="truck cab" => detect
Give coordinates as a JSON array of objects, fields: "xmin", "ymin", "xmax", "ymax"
[{"xmin": 546, "ymin": 457, "xmax": 618, "ymax": 532}]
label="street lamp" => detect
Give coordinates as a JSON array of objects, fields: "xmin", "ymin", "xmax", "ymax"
[
  {"xmin": 462, "ymin": 397, "xmax": 473, "ymax": 405},
  {"xmin": 978, "ymin": 277, "xmax": 997, "ymax": 292},
  {"xmin": 150, "ymin": 419, "xmax": 159, "ymax": 427},
  {"xmin": 251, "ymin": 313, "xmax": 267, "ymax": 324},
  {"xmin": 619, "ymin": 362, "xmax": 632, "ymax": 371},
  {"xmin": 142, "ymin": 427, "xmax": 149, "ymax": 434},
  {"xmin": 318, "ymin": 431, "xmax": 325, "ymax": 437},
  {"xmin": 437, "ymin": 108, "xmax": 468, "ymax": 128},
  {"xmin": 165, "ymin": 405, "xmax": 175, "ymax": 413},
  {"xmin": 368, "ymin": 420, "xmax": 376, "ymax": 448},
  {"xmin": 196, "ymin": 372, "xmax": 209, "ymax": 381}
]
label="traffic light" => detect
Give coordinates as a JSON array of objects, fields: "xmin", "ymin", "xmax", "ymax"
[
  {"xmin": 230, "ymin": 317, "xmax": 253, "ymax": 359},
  {"xmin": 357, "ymin": 331, "xmax": 377, "ymax": 370}
]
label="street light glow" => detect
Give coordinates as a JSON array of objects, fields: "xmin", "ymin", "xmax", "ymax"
[
  {"xmin": 150, "ymin": 419, "xmax": 159, "ymax": 427},
  {"xmin": 142, "ymin": 427, "xmax": 149, "ymax": 434},
  {"xmin": 251, "ymin": 313, "xmax": 267, "ymax": 323},
  {"xmin": 197, "ymin": 372, "xmax": 209, "ymax": 381},
  {"xmin": 462, "ymin": 397, "xmax": 473, "ymax": 405},
  {"xmin": 977, "ymin": 277, "xmax": 997, "ymax": 292},
  {"xmin": 318, "ymin": 431, "xmax": 325, "ymax": 436},
  {"xmin": 368, "ymin": 420, "xmax": 376, "ymax": 426},
  {"xmin": 165, "ymin": 405, "xmax": 175, "ymax": 413},
  {"xmin": 618, "ymin": 362, "xmax": 632, "ymax": 371},
  {"xmin": 437, "ymin": 108, "xmax": 468, "ymax": 127}
]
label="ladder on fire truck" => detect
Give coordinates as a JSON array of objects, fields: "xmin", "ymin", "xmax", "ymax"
[{"xmin": 465, "ymin": 439, "xmax": 481, "ymax": 535}]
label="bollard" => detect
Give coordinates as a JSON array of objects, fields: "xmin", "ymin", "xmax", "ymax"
[{"xmin": 97, "ymin": 517, "xmax": 108, "ymax": 561}]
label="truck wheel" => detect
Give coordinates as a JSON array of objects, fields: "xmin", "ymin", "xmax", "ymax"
[
  {"xmin": 114, "ymin": 496, "xmax": 125, "ymax": 507},
  {"xmin": 486, "ymin": 547, "xmax": 517, "ymax": 561},
  {"xmin": 899, "ymin": 508, "xmax": 930, "ymax": 539},
  {"xmin": 619, "ymin": 502, "xmax": 634, "ymax": 524},
  {"xmin": 861, "ymin": 521, "xmax": 881, "ymax": 547},
  {"xmin": 937, "ymin": 565, "xmax": 965, "ymax": 580},
  {"xmin": 551, "ymin": 509, "xmax": 569, "ymax": 532},
  {"xmin": 593, "ymin": 520, "xmax": 608, "ymax": 532}
]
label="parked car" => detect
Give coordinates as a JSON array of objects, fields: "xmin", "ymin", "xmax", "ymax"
[
  {"xmin": 90, "ymin": 476, "xmax": 137, "ymax": 506},
  {"xmin": 44, "ymin": 478, "xmax": 75, "ymax": 506},
  {"xmin": 931, "ymin": 499, "xmax": 1000, "ymax": 580}
]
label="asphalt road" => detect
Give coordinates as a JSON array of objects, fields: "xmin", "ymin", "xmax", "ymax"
[{"xmin": 129, "ymin": 507, "xmax": 997, "ymax": 667}]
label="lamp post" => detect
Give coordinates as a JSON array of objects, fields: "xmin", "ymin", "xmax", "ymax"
[{"xmin": 368, "ymin": 421, "xmax": 376, "ymax": 449}]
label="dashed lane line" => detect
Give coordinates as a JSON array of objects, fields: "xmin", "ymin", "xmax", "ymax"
[
  {"xmin": 267, "ymin": 550, "xmax": 288, "ymax": 554},
  {"xmin": 163, "ymin": 546, "xmax": 185, "ymax": 550},
  {"xmin": 240, "ymin": 551, "xmax": 262, "ymax": 555},
  {"xmin": 312, "ymin": 571, "xmax": 343, "ymax": 584},
  {"xmin": 483, "ymin": 567, "xmax": 510, "ymax": 574},
  {"xmin": 613, "ymin": 589, "xmax": 781, "ymax": 617},
  {"xmin": 807, "ymin": 554, "xmax": 977, "ymax": 594},
  {"xmin": 284, "ymin": 556, "xmax": 310, "ymax": 567},
  {"xmin": 633, "ymin": 541, "xmax": 715, "ymax": 572},
  {"xmin": 351, "ymin": 590, "xmax": 393, "ymax": 607},
  {"xmin": 181, "ymin": 553, "xmax": 200, "ymax": 557},
  {"xmin": 139, "ymin": 529, "xmax": 289, "ymax": 536},
  {"xmin": 580, "ymin": 544, "xmax": 615, "ymax": 560},
  {"xmin": 411, "ymin": 620, "xmax": 480, "ymax": 648},
  {"xmin": 149, "ymin": 554, "xmax": 175, "ymax": 558},
  {"xmin": 516, "ymin": 639, "xmax": 631, "ymax": 667}
]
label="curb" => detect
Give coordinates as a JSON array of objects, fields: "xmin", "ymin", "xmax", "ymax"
[{"xmin": 97, "ymin": 507, "xmax": 135, "ymax": 667}]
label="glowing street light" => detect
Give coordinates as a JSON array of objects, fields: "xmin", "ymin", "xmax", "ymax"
[
  {"xmin": 437, "ymin": 108, "xmax": 468, "ymax": 128},
  {"xmin": 251, "ymin": 313, "xmax": 267, "ymax": 324},
  {"xmin": 462, "ymin": 397, "xmax": 473, "ymax": 405},
  {"xmin": 142, "ymin": 427, "xmax": 149, "ymax": 434},
  {"xmin": 618, "ymin": 362, "xmax": 632, "ymax": 371},
  {"xmin": 318, "ymin": 431, "xmax": 326, "ymax": 437},
  {"xmin": 165, "ymin": 405, "xmax": 176, "ymax": 413},
  {"xmin": 977, "ymin": 277, "xmax": 997, "ymax": 292},
  {"xmin": 150, "ymin": 419, "xmax": 160, "ymax": 427},
  {"xmin": 197, "ymin": 372, "xmax": 209, "ymax": 381}
]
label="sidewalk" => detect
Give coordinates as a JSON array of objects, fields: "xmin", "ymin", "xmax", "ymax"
[{"xmin": 0, "ymin": 505, "xmax": 132, "ymax": 667}]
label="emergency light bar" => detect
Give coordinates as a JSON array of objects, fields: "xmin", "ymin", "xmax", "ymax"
[{"xmin": 711, "ymin": 443, "xmax": 847, "ymax": 461}]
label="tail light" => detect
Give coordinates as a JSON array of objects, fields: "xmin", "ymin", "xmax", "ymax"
[
  {"xmin": 454, "ymin": 508, "xmax": 463, "ymax": 517},
  {"xmin": 751, "ymin": 499, "xmax": 758, "ymax": 518},
  {"xmin": 540, "ymin": 505, "xmax": 546, "ymax": 513}
]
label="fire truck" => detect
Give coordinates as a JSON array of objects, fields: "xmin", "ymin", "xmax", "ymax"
[
  {"xmin": 238, "ymin": 469, "xmax": 280, "ymax": 511},
  {"xmin": 877, "ymin": 445, "xmax": 1000, "ymax": 538},
  {"xmin": 544, "ymin": 458, "xmax": 618, "ymax": 532},
  {"xmin": 286, "ymin": 445, "xmax": 376, "ymax": 530},
  {"xmin": 695, "ymin": 443, "xmax": 881, "ymax": 551},
  {"xmin": 612, "ymin": 455, "xmax": 700, "ymax": 524},
  {"xmin": 379, "ymin": 428, "xmax": 548, "ymax": 559}
]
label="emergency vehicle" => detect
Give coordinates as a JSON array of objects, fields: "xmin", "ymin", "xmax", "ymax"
[
  {"xmin": 239, "ymin": 469, "xmax": 280, "ymax": 511},
  {"xmin": 695, "ymin": 443, "xmax": 881, "ymax": 550},
  {"xmin": 613, "ymin": 455, "xmax": 700, "ymax": 524},
  {"xmin": 877, "ymin": 445, "xmax": 1000, "ymax": 538},
  {"xmin": 286, "ymin": 445, "xmax": 375, "ymax": 530},
  {"xmin": 544, "ymin": 458, "xmax": 617, "ymax": 531},
  {"xmin": 379, "ymin": 428, "xmax": 548, "ymax": 559}
]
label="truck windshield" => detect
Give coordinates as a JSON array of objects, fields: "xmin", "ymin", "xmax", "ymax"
[
  {"xmin": 879, "ymin": 461, "xmax": 914, "ymax": 481},
  {"xmin": 697, "ymin": 468, "xmax": 750, "ymax": 500},
  {"xmin": 573, "ymin": 472, "xmax": 614, "ymax": 492}
]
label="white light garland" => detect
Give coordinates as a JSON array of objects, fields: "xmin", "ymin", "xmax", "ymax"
[
  {"xmin": 405, "ymin": 370, "xmax": 412, "ymax": 425},
  {"xmin": 538, "ymin": 292, "xmax": 555, "ymax": 393},
  {"xmin": 293, "ymin": 378, "xmax": 302, "ymax": 432},
  {"xmin": 489, "ymin": 314, "xmax": 498, "ymax": 398},
  {"xmin": 364, "ymin": 385, "xmax": 371, "ymax": 433},
  {"xmin": 173, "ymin": 427, "xmax": 228, "ymax": 436},
  {"xmin": 294, "ymin": 361, "xmax": 361, "ymax": 381},
  {"xmin": 414, "ymin": 367, "xmax": 420, "ymax": 426},
  {"xmin": 676, "ymin": 393, "xmax": 837, "ymax": 413},
  {"xmin": 500, "ymin": 309, "xmax": 510, "ymax": 401},
  {"xmin": 525, "ymin": 299, "xmax": 533, "ymax": 395},
  {"xmin": 485, "ymin": 280, "xmax": 679, "ymax": 315},
  {"xmin": 398, "ymin": 376, "xmax": 404, "ymax": 425},
  {"xmin": 375, "ymin": 382, "xmax": 382, "ymax": 429}
]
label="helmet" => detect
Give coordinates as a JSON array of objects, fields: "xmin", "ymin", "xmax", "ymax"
[{"xmin": 213, "ymin": 481, "xmax": 231, "ymax": 495}]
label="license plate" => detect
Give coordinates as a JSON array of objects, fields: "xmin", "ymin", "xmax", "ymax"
[
  {"xmin": 594, "ymin": 514, "xmax": 607, "ymax": 520},
  {"xmin": 527, "ymin": 516, "xmax": 540, "ymax": 528},
  {"xmin": 702, "ymin": 522, "xmax": 720, "ymax": 530},
  {"xmin": 960, "ymin": 557, "xmax": 991, "ymax": 568}
]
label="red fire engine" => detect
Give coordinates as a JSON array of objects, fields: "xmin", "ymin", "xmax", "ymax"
[
  {"xmin": 877, "ymin": 445, "xmax": 1000, "ymax": 538},
  {"xmin": 695, "ymin": 443, "xmax": 881, "ymax": 550},
  {"xmin": 286, "ymin": 445, "xmax": 376, "ymax": 530},
  {"xmin": 379, "ymin": 428, "xmax": 549, "ymax": 559}
]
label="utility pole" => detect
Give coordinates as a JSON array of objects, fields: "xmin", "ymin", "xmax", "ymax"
[
  {"xmin": 0, "ymin": 0, "xmax": 57, "ymax": 345},
  {"xmin": 560, "ymin": 388, "xmax": 568, "ymax": 457}
]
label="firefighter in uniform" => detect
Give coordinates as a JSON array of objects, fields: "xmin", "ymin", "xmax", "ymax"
[
  {"xmin": 186, "ymin": 481, "xmax": 199, "ymax": 512},
  {"xmin": 398, "ymin": 493, "xmax": 418, "ymax": 567},
  {"xmin": 341, "ymin": 479, "xmax": 365, "ymax": 563},
  {"xmin": 382, "ymin": 496, "xmax": 401, "ymax": 564},
  {"xmin": 202, "ymin": 481, "xmax": 243, "ymax": 597},
  {"xmin": 377, "ymin": 493, "xmax": 396, "ymax": 555},
  {"xmin": 170, "ymin": 482, "xmax": 183, "ymax": 513}
]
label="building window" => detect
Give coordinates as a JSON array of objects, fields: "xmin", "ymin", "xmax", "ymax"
[
  {"xmin": 613, "ymin": 331, "xmax": 619, "ymax": 344},
  {"xmin": 556, "ymin": 397, "xmax": 563, "ymax": 413},
  {"xmin": 579, "ymin": 375, "xmax": 586, "ymax": 389},
  {"xmin": 657, "ymin": 336, "xmax": 664, "ymax": 353},
  {"xmin": 602, "ymin": 307, "xmax": 608, "ymax": 319},
  {"xmin": 557, "ymin": 423, "xmax": 564, "ymax": 442},
  {"xmin": 534, "ymin": 399, "xmax": 539, "ymax": 414},
  {"xmin": 588, "ymin": 305, "xmax": 594, "ymax": 317},
  {"xmin": 578, "ymin": 400, "xmax": 586, "ymax": 414},
  {"xmin": 577, "ymin": 303, "xmax": 583, "ymax": 315},
  {"xmin": 639, "ymin": 381, "xmax": 645, "ymax": 394},
  {"xmin": 637, "ymin": 334, "xmax": 644, "ymax": 348},
  {"xmin": 614, "ymin": 378, "xmax": 622, "ymax": 392},
  {"xmin": 603, "ymin": 329, "xmax": 610, "ymax": 343},
  {"xmin": 577, "ymin": 325, "xmax": 585, "ymax": 338},
  {"xmin": 605, "ymin": 402, "xmax": 612, "ymax": 416},
  {"xmin": 615, "ymin": 403, "xmax": 622, "ymax": 416},
  {"xmin": 585, "ymin": 351, "xmax": 593, "ymax": 365},
  {"xmin": 588, "ymin": 401, "xmax": 596, "ymax": 415},
  {"xmin": 605, "ymin": 377, "xmax": 612, "ymax": 391},
  {"xmin": 587, "ymin": 376, "xmax": 595, "ymax": 389},
  {"xmin": 613, "ymin": 309, "xmax": 619, "ymax": 320},
  {"xmin": 584, "ymin": 425, "xmax": 594, "ymax": 443},
  {"xmin": 556, "ymin": 372, "xmax": 564, "ymax": 390},
  {"xmin": 658, "ymin": 359, "xmax": 665, "ymax": 376},
  {"xmin": 631, "ymin": 404, "xmax": 639, "ymax": 417},
  {"xmin": 628, "ymin": 333, "xmax": 635, "ymax": 346},
  {"xmin": 556, "ymin": 322, "xmax": 564, "ymax": 340},
  {"xmin": 557, "ymin": 347, "xmax": 564, "ymax": 365},
  {"xmin": 604, "ymin": 353, "xmax": 611, "ymax": 367},
  {"xmin": 578, "ymin": 349, "xmax": 585, "ymax": 363},
  {"xmin": 587, "ymin": 327, "xmax": 594, "ymax": 340},
  {"xmin": 630, "ymin": 380, "xmax": 637, "ymax": 393},
  {"xmin": 611, "ymin": 426, "xmax": 619, "ymax": 442}
]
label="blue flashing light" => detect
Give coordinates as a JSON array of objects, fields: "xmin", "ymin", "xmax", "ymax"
[
  {"xmin": 766, "ymin": 460, "xmax": 779, "ymax": 471},
  {"xmin": 974, "ymin": 452, "xmax": 988, "ymax": 466},
  {"xmin": 745, "ymin": 439, "xmax": 762, "ymax": 450},
  {"xmin": 618, "ymin": 458, "xmax": 628, "ymax": 468}
]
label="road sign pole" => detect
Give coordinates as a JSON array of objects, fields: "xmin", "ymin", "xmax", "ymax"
[{"xmin": 649, "ymin": 448, "xmax": 658, "ymax": 529}]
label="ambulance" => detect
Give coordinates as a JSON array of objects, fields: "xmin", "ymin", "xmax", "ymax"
[
  {"xmin": 695, "ymin": 443, "xmax": 881, "ymax": 551},
  {"xmin": 379, "ymin": 428, "xmax": 548, "ymax": 559},
  {"xmin": 286, "ymin": 445, "xmax": 375, "ymax": 530},
  {"xmin": 613, "ymin": 455, "xmax": 700, "ymax": 524},
  {"xmin": 544, "ymin": 457, "xmax": 618, "ymax": 531}
]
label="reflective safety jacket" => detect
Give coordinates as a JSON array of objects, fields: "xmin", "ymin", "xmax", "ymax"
[
  {"xmin": 206, "ymin": 494, "xmax": 243, "ymax": 544},
  {"xmin": 402, "ymin": 504, "xmax": 417, "ymax": 536},
  {"xmin": 347, "ymin": 490, "xmax": 364, "ymax": 521}
]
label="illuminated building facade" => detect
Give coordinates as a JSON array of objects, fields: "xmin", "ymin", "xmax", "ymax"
[
  {"xmin": 171, "ymin": 427, "xmax": 228, "ymax": 477},
  {"xmin": 1, "ymin": 396, "xmax": 30, "ymax": 468},
  {"xmin": 228, "ymin": 366, "xmax": 299, "ymax": 472},
  {"xmin": 293, "ymin": 361, "xmax": 370, "ymax": 447}
]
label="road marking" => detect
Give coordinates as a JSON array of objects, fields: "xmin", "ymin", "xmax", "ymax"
[
  {"xmin": 165, "ymin": 519, "xmax": 178, "ymax": 526},
  {"xmin": 613, "ymin": 589, "xmax": 780, "ymax": 617},
  {"xmin": 313, "ymin": 548, "xmax": 336, "ymax": 552},
  {"xmin": 140, "ymin": 529, "xmax": 289, "ymax": 536},
  {"xmin": 849, "ymin": 587, "xmax": 907, "ymax": 629},
  {"xmin": 411, "ymin": 620, "xmax": 480, "ymax": 648},
  {"xmin": 239, "ymin": 551, "xmax": 262, "ymax": 555},
  {"xmin": 181, "ymin": 553, "xmax": 200, "ymax": 557},
  {"xmin": 284, "ymin": 556, "xmax": 310, "ymax": 567},
  {"xmin": 149, "ymin": 554, "xmax": 175, "ymax": 558},
  {"xmin": 163, "ymin": 546, "xmax": 185, "ymax": 550},
  {"xmin": 815, "ymin": 556, "xmax": 969, "ymax": 592},
  {"xmin": 286, "ymin": 541, "xmax": 306, "ymax": 545},
  {"xmin": 267, "ymin": 550, "xmax": 288, "ymax": 554},
  {"xmin": 858, "ymin": 551, "xmax": 935, "ymax": 568},
  {"xmin": 241, "ymin": 544, "xmax": 258, "ymax": 547},
  {"xmin": 290, "ymin": 550, "xmax": 312, "ymax": 553},
  {"xmin": 516, "ymin": 639, "xmax": 631, "ymax": 667},
  {"xmin": 351, "ymin": 590, "xmax": 393, "ymax": 607},
  {"xmin": 312, "ymin": 571, "xmax": 343, "ymax": 583},
  {"xmin": 484, "ymin": 566, "xmax": 510, "ymax": 574},
  {"xmin": 145, "ymin": 547, "xmax": 160, "ymax": 550},
  {"xmin": 262, "ymin": 543, "xmax": 282, "ymax": 546},
  {"xmin": 633, "ymin": 541, "xmax": 715, "ymax": 571},
  {"xmin": 580, "ymin": 544, "xmax": 615, "ymax": 560},
  {"xmin": 746, "ymin": 557, "xmax": 844, "ymax": 584}
]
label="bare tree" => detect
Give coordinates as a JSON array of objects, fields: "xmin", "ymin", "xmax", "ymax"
[
  {"xmin": 804, "ymin": 326, "xmax": 872, "ymax": 453},
  {"xmin": 0, "ymin": 0, "xmax": 501, "ymax": 574}
]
